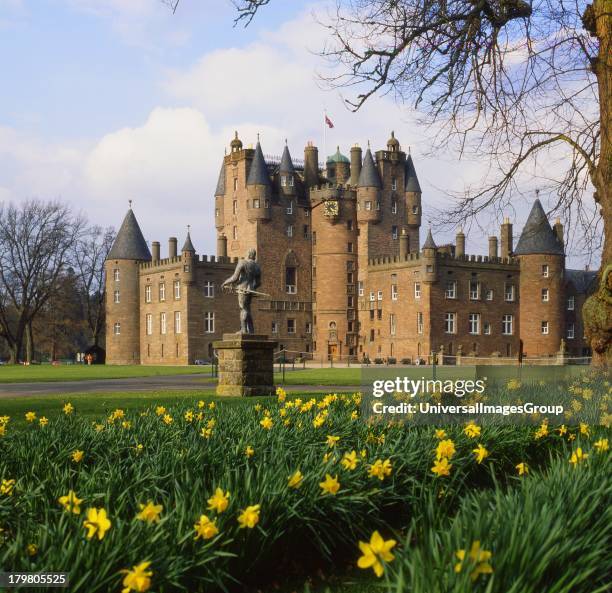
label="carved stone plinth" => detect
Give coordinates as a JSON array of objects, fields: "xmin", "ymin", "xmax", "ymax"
[{"xmin": 213, "ymin": 334, "xmax": 277, "ymax": 397}]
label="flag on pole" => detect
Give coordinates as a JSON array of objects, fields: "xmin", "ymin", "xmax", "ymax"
[{"xmin": 325, "ymin": 114, "xmax": 334, "ymax": 128}]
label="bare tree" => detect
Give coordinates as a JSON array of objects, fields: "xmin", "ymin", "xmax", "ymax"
[
  {"xmin": 0, "ymin": 200, "xmax": 86, "ymax": 363},
  {"xmin": 72, "ymin": 225, "xmax": 116, "ymax": 349}
]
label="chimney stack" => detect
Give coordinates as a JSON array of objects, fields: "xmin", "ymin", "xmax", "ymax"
[
  {"xmin": 169, "ymin": 237, "xmax": 177, "ymax": 259},
  {"xmin": 399, "ymin": 228, "xmax": 409, "ymax": 258},
  {"xmin": 303, "ymin": 142, "xmax": 319, "ymax": 189},
  {"xmin": 350, "ymin": 144, "xmax": 362, "ymax": 187},
  {"xmin": 455, "ymin": 229, "xmax": 465, "ymax": 257},
  {"xmin": 152, "ymin": 241, "xmax": 160, "ymax": 262},
  {"xmin": 217, "ymin": 234, "xmax": 228, "ymax": 259},
  {"xmin": 500, "ymin": 218, "xmax": 513, "ymax": 258},
  {"xmin": 488, "ymin": 236, "xmax": 498, "ymax": 259},
  {"xmin": 554, "ymin": 218, "xmax": 564, "ymax": 247}
]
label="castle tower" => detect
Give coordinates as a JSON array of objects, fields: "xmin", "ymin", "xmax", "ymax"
[
  {"xmin": 421, "ymin": 229, "xmax": 438, "ymax": 283},
  {"xmin": 105, "ymin": 206, "xmax": 151, "ymax": 365},
  {"xmin": 304, "ymin": 142, "xmax": 319, "ymax": 189},
  {"xmin": 181, "ymin": 228, "xmax": 196, "ymax": 285},
  {"xmin": 326, "ymin": 147, "xmax": 350, "ymax": 184},
  {"xmin": 515, "ymin": 199, "xmax": 565, "ymax": 357},
  {"xmin": 247, "ymin": 140, "xmax": 272, "ymax": 222},
  {"xmin": 278, "ymin": 143, "xmax": 296, "ymax": 198},
  {"xmin": 404, "ymin": 153, "xmax": 422, "ymax": 253},
  {"xmin": 214, "ymin": 158, "xmax": 226, "ymax": 232},
  {"xmin": 350, "ymin": 145, "xmax": 362, "ymax": 186}
]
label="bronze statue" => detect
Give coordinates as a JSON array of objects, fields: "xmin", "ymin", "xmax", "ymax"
[{"xmin": 222, "ymin": 248, "xmax": 266, "ymax": 334}]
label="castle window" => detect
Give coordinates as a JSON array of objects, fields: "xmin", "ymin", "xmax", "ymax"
[
  {"xmin": 567, "ymin": 296, "xmax": 575, "ymax": 310},
  {"xmin": 233, "ymin": 226, "xmax": 238, "ymax": 240},
  {"xmin": 370, "ymin": 310, "xmax": 375, "ymax": 320},
  {"xmin": 370, "ymin": 329, "xmax": 375, "ymax": 342},
  {"xmin": 347, "ymin": 220, "xmax": 353, "ymax": 230},
  {"xmin": 285, "ymin": 267, "xmax": 297, "ymax": 294},
  {"xmin": 113, "ymin": 269, "xmax": 120, "ymax": 282},
  {"xmin": 390, "ymin": 314, "xmax": 397, "ymax": 336},
  {"xmin": 113, "ymin": 290, "xmax": 120, "ymax": 304},
  {"xmin": 303, "ymin": 225, "xmax": 309, "ymax": 239},
  {"xmin": 392, "ymin": 226, "xmax": 398, "ymax": 239},
  {"xmin": 414, "ymin": 283, "xmax": 421, "ymax": 299},
  {"xmin": 287, "ymin": 319, "xmax": 296, "ymax": 334},
  {"xmin": 391, "ymin": 284, "xmax": 398, "ymax": 301},
  {"xmin": 348, "ymin": 242, "xmax": 354, "ymax": 253},
  {"xmin": 174, "ymin": 280, "xmax": 181, "ymax": 300},
  {"xmin": 444, "ymin": 312, "xmax": 456, "ymax": 334},
  {"xmin": 370, "ymin": 291, "xmax": 375, "ymax": 302},
  {"xmin": 304, "ymin": 208, "xmax": 309, "ymax": 217},
  {"xmin": 417, "ymin": 312, "xmax": 424, "ymax": 334},
  {"xmin": 541, "ymin": 321, "xmax": 549, "ymax": 335},
  {"xmin": 412, "ymin": 205, "xmax": 419, "ymax": 215},
  {"xmin": 233, "ymin": 178, "xmax": 238, "ymax": 191},
  {"xmin": 215, "ymin": 208, "xmax": 220, "ymax": 218},
  {"xmin": 469, "ymin": 281, "xmax": 480, "ymax": 300},
  {"xmin": 159, "ymin": 283, "xmax": 166, "ymax": 302},
  {"xmin": 347, "ymin": 272, "xmax": 354, "ymax": 283},
  {"xmin": 377, "ymin": 290, "xmax": 383, "ymax": 301},
  {"xmin": 286, "ymin": 225, "xmax": 293, "ymax": 238},
  {"xmin": 146, "ymin": 314, "xmax": 153, "ymax": 335},
  {"xmin": 281, "ymin": 175, "xmax": 287, "ymax": 187},
  {"xmin": 391, "ymin": 178, "xmax": 397, "ymax": 191},
  {"xmin": 486, "ymin": 289, "xmax": 493, "ymax": 301},
  {"xmin": 286, "ymin": 201, "xmax": 293, "ymax": 215},
  {"xmin": 113, "ymin": 322, "xmax": 121, "ymax": 335},
  {"xmin": 468, "ymin": 313, "xmax": 480, "ymax": 335},
  {"xmin": 264, "ymin": 199, "xmax": 270, "ymax": 208},
  {"xmin": 312, "ymin": 231, "xmax": 316, "ymax": 245},
  {"xmin": 204, "ymin": 281, "xmax": 214, "ymax": 298},
  {"xmin": 445, "ymin": 281, "xmax": 457, "ymax": 299},
  {"xmin": 358, "ymin": 282, "xmax": 364, "ymax": 296},
  {"xmin": 204, "ymin": 312, "xmax": 215, "ymax": 333},
  {"xmin": 160, "ymin": 312, "xmax": 167, "ymax": 335},
  {"xmin": 483, "ymin": 321, "xmax": 491, "ymax": 335},
  {"xmin": 271, "ymin": 321, "xmax": 278, "ymax": 334},
  {"xmin": 567, "ymin": 323, "xmax": 575, "ymax": 339},
  {"xmin": 391, "ymin": 200, "xmax": 398, "ymax": 214},
  {"xmin": 306, "ymin": 322, "xmax": 312, "ymax": 334},
  {"xmin": 426, "ymin": 265, "xmax": 433, "ymax": 273},
  {"xmin": 174, "ymin": 311, "xmax": 181, "ymax": 334},
  {"xmin": 347, "ymin": 295, "xmax": 354, "ymax": 308},
  {"xmin": 233, "ymin": 200, "xmax": 238, "ymax": 214},
  {"xmin": 145, "ymin": 285, "xmax": 152, "ymax": 303},
  {"xmin": 502, "ymin": 314, "xmax": 513, "ymax": 335},
  {"xmin": 377, "ymin": 309, "xmax": 382, "ymax": 320},
  {"xmin": 365, "ymin": 201, "xmax": 372, "ymax": 211},
  {"xmin": 541, "ymin": 288, "xmax": 549, "ymax": 302},
  {"xmin": 376, "ymin": 201, "xmax": 381, "ymax": 210},
  {"xmin": 347, "ymin": 261, "xmax": 355, "ymax": 271},
  {"xmin": 542, "ymin": 264, "xmax": 549, "ymax": 277},
  {"xmin": 504, "ymin": 283, "xmax": 515, "ymax": 302}
]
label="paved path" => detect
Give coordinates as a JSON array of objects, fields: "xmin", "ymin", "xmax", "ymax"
[{"xmin": 0, "ymin": 375, "xmax": 355, "ymax": 399}]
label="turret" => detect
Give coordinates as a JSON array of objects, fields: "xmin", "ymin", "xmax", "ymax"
[
  {"xmin": 168, "ymin": 237, "xmax": 178, "ymax": 259},
  {"xmin": 304, "ymin": 142, "xmax": 319, "ymax": 189},
  {"xmin": 152, "ymin": 241, "xmax": 160, "ymax": 263},
  {"xmin": 356, "ymin": 147, "xmax": 382, "ymax": 224},
  {"xmin": 181, "ymin": 227, "xmax": 196, "ymax": 285},
  {"xmin": 404, "ymin": 153, "xmax": 422, "ymax": 251},
  {"xmin": 217, "ymin": 234, "xmax": 227, "ymax": 259},
  {"xmin": 421, "ymin": 229, "xmax": 437, "ymax": 283},
  {"xmin": 105, "ymin": 205, "xmax": 151, "ymax": 365},
  {"xmin": 326, "ymin": 147, "xmax": 350, "ymax": 184},
  {"xmin": 399, "ymin": 228, "xmax": 410, "ymax": 258},
  {"xmin": 387, "ymin": 131, "xmax": 400, "ymax": 153},
  {"xmin": 214, "ymin": 158, "xmax": 226, "ymax": 231},
  {"xmin": 350, "ymin": 145, "xmax": 362, "ymax": 186},
  {"xmin": 515, "ymin": 199, "xmax": 565, "ymax": 357},
  {"xmin": 456, "ymin": 229, "xmax": 465, "ymax": 257},
  {"xmin": 247, "ymin": 140, "xmax": 271, "ymax": 222},
  {"xmin": 279, "ymin": 143, "xmax": 296, "ymax": 197},
  {"xmin": 489, "ymin": 236, "xmax": 498, "ymax": 259},
  {"xmin": 500, "ymin": 217, "xmax": 513, "ymax": 258}
]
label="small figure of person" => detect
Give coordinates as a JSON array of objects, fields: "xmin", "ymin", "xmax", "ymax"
[
  {"xmin": 86, "ymin": 353, "xmax": 93, "ymax": 366},
  {"xmin": 222, "ymin": 248, "xmax": 262, "ymax": 334}
]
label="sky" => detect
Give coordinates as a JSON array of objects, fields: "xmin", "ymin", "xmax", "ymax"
[{"xmin": 0, "ymin": 0, "xmax": 598, "ymax": 268}]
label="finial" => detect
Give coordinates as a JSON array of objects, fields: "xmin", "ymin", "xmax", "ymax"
[
  {"xmin": 257, "ymin": 132, "xmax": 260, "ymax": 142},
  {"xmin": 234, "ymin": 131, "xmax": 238, "ymax": 139},
  {"xmin": 128, "ymin": 199, "xmax": 132, "ymax": 209},
  {"xmin": 536, "ymin": 188, "xmax": 540, "ymax": 197},
  {"xmin": 391, "ymin": 130, "xmax": 395, "ymax": 138},
  {"xmin": 367, "ymin": 139, "xmax": 370, "ymax": 148},
  {"xmin": 408, "ymin": 145, "xmax": 411, "ymax": 154},
  {"xmin": 285, "ymin": 138, "xmax": 287, "ymax": 145},
  {"xmin": 187, "ymin": 224, "xmax": 191, "ymax": 233}
]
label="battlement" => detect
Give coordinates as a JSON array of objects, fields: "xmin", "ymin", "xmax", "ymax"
[
  {"xmin": 368, "ymin": 252, "xmax": 421, "ymax": 268},
  {"xmin": 139, "ymin": 254, "xmax": 238, "ymax": 272},
  {"xmin": 309, "ymin": 184, "xmax": 355, "ymax": 200},
  {"xmin": 439, "ymin": 252, "xmax": 519, "ymax": 267}
]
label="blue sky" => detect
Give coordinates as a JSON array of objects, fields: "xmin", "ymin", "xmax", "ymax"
[{"xmin": 0, "ymin": 0, "xmax": 597, "ymax": 268}]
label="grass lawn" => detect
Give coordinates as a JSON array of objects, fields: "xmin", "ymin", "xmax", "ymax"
[{"xmin": 0, "ymin": 364, "xmax": 211, "ymax": 383}]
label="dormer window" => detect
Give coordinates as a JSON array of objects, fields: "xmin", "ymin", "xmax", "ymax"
[{"xmin": 281, "ymin": 175, "xmax": 294, "ymax": 187}]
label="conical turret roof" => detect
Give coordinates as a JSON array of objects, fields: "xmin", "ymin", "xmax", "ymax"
[
  {"xmin": 181, "ymin": 230, "xmax": 195, "ymax": 253},
  {"xmin": 514, "ymin": 199, "xmax": 564, "ymax": 255},
  {"xmin": 107, "ymin": 208, "xmax": 151, "ymax": 261},
  {"xmin": 279, "ymin": 144, "xmax": 295, "ymax": 174},
  {"xmin": 357, "ymin": 148, "xmax": 382, "ymax": 188},
  {"xmin": 404, "ymin": 154, "xmax": 421, "ymax": 192},
  {"xmin": 247, "ymin": 141, "xmax": 271, "ymax": 186},
  {"xmin": 422, "ymin": 229, "xmax": 437, "ymax": 250},
  {"xmin": 215, "ymin": 159, "xmax": 226, "ymax": 196}
]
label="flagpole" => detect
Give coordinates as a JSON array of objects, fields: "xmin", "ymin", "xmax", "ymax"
[{"xmin": 323, "ymin": 108, "xmax": 327, "ymax": 170}]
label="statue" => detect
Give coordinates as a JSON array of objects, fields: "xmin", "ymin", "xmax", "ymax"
[{"xmin": 221, "ymin": 248, "xmax": 266, "ymax": 334}]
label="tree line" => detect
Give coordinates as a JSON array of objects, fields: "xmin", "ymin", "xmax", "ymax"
[{"xmin": 0, "ymin": 199, "xmax": 115, "ymax": 364}]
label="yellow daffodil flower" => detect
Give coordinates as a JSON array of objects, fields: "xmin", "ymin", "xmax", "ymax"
[
  {"xmin": 368, "ymin": 459, "xmax": 392, "ymax": 481},
  {"xmin": 431, "ymin": 457, "xmax": 452, "ymax": 477},
  {"xmin": 136, "ymin": 501, "xmax": 163, "ymax": 524},
  {"xmin": 319, "ymin": 474, "xmax": 340, "ymax": 495},
  {"xmin": 260, "ymin": 416, "xmax": 273, "ymax": 430},
  {"xmin": 341, "ymin": 450, "xmax": 359, "ymax": 471},
  {"xmin": 83, "ymin": 507, "xmax": 111, "ymax": 540},
  {"xmin": 288, "ymin": 470, "xmax": 304, "ymax": 489},
  {"xmin": 63, "ymin": 403, "xmax": 74, "ymax": 415},
  {"xmin": 569, "ymin": 447, "xmax": 588, "ymax": 466},
  {"xmin": 245, "ymin": 446, "xmax": 255, "ymax": 457},
  {"xmin": 463, "ymin": 423, "xmax": 481, "ymax": 438},
  {"xmin": 436, "ymin": 439, "xmax": 456, "ymax": 460},
  {"xmin": 435, "ymin": 429, "xmax": 447, "ymax": 439},
  {"xmin": 472, "ymin": 444, "xmax": 489, "ymax": 464},
  {"xmin": 58, "ymin": 490, "xmax": 83, "ymax": 514},
  {"xmin": 326, "ymin": 435, "xmax": 340, "ymax": 448},
  {"xmin": 194, "ymin": 515, "xmax": 219, "ymax": 540},
  {"xmin": 25, "ymin": 411, "xmax": 36, "ymax": 423},
  {"xmin": 515, "ymin": 462, "xmax": 528, "ymax": 476},
  {"xmin": 455, "ymin": 541, "xmax": 493, "ymax": 581},
  {"xmin": 207, "ymin": 488, "xmax": 230, "ymax": 513},
  {"xmin": 71, "ymin": 450, "xmax": 84, "ymax": 463},
  {"xmin": 357, "ymin": 531, "xmax": 396, "ymax": 577},
  {"xmin": 237, "ymin": 504, "xmax": 260, "ymax": 528},
  {"xmin": 120, "ymin": 561, "xmax": 153, "ymax": 593},
  {"xmin": 594, "ymin": 438, "xmax": 609, "ymax": 452},
  {"xmin": 0, "ymin": 479, "xmax": 15, "ymax": 496}
]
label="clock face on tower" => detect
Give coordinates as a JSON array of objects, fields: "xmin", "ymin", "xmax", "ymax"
[{"xmin": 323, "ymin": 200, "xmax": 339, "ymax": 217}]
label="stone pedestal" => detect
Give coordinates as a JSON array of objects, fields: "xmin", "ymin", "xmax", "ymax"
[{"xmin": 214, "ymin": 334, "xmax": 277, "ymax": 396}]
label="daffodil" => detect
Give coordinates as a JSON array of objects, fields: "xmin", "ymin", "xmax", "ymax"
[
  {"xmin": 341, "ymin": 450, "xmax": 358, "ymax": 471},
  {"xmin": 245, "ymin": 445, "xmax": 255, "ymax": 458},
  {"xmin": 472, "ymin": 444, "xmax": 489, "ymax": 464},
  {"xmin": 197, "ymin": 400, "xmax": 205, "ymax": 409},
  {"xmin": 39, "ymin": 416, "xmax": 48, "ymax": 427},
  {"xmin": 237, "ymin": 504, "xmax": 260, "ymax": 528},
  {"xmin": 557, "ymin": 424, "xmax": 568, "ymax": 436},
  {"xmin": 463, "ymin": 422, "xmax": 481, "ymax": 438},
  {"xmin": 207, "ymin": 488, "xmax": 230, "ymax": 513},
  {"xmin": 208, "ymin": 402, "xmax": 215, "ymax": 410},
  {"xmin": 200, "ymin": 427, "xmax": 213, "ymax": 439},
  {"xmin": 155, "ymin": 406, "xmax": 166, "ymax": 416},
  {"xmin": 288, "ymin": 470, "xmax": 304, "ymax": 489},
  {"xmin": 162, "ymin": 414, "xmax": 173, "ymax": 425},
  {"xmin": 569, "ymin": 447, "xmax": 588, "ymax": 466},
  {"xmin": 121, "ymin": 561, "xmax": 153, "ymax": 593},
  {"xmin": 136, "ymin": 501, "xmax": 163, "ymax": 524},
  {"xmin": 184, "ymin": 410, "xmax": 194, "ymax": 422},
  {"xmin": 534, "ymin": 422, "xmax": 548, "ymax": 439},
  {"xmin": 83, "ymin": 507, "xmax": 111, "ymax": 540},
  {"xmin": 25, "ymin": 411, "xmax": 36, "ymax": 423},
  {"xmin": 326, "ymin": 435, "xmax": 340, "ymax": 448},
  {"xmin": 58, "ymin": 490, "xmax": 83, "ymax": 514},
  {"xmin": 319, "ymin": 474, "xmax": 340, "ymax": 495},
  {"xmin": 71, "ymin": 450, "xmax": 84, "ymax": 463},
  {"xmin": 516, "ymin": 462, "xmax": 528, "ymax": 476},
  {"xmin": 368, "ymin": 459, "xmax": 392, "ymax": 481},
  {"xmin": 436, "ymin": 439, "xmax": 456, "ymax": 460},
  {"xmin": 63, "ymin": 403, "xmax": 74, "ymax": 415},
  {"xmin": 357, "ymin": 531, "xmax": 396, "ymax": 577},
  {"xmin": 431, "ymin": 457, "xmax": 452, "ymax": 477},
  {"xmin": 594, "ymin": 438, "xmax": 609, "ymax": 452},
  {"xmin": 579, "ymin": 422, "xmax": 590, "ymax": 437},
  {"xmin": 435, "ymin": 429, "xmax": 447, "ymax": 439},
  {"xmin": 455, "ymin": 541, "xmax": 493, "ymax": 581},
  {"xmin": 26, "ymin": 543, "xmax": 38, "ymax": 556},
  {"xmin": 0, "ymin": 479, "xmax": 15, "ymax": 496},
  {"xmin": 194, "ymin": 515, "xmax": 219, "ymax": 540}
]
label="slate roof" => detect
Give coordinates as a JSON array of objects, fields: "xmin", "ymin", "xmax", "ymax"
[
  {"xmin": 422, "ymin": 228, "xmax": 437, "ymax": 249},
  {"xmin": 565, "ymin": 269, "xmax": 597, "ymax": 294},
  {"xmin": 404, "ymin": 154, "xmax": 422, "ymax": 193},
  {"xmin": 514, "ymin": 199, "xmax": 564, "ymax": 255},
  {"xmin": 181, "ymin": 231, "xmax": 195, "ymax": 253},
  {"xmin": 358, "ymin": 148, "xmax": 382, "ymax": 188},
  {"xmin": 214, "ymin": 160, "xmax": 226, "ymax": 196},
  {"xmin": 247, "ymin": 141, "xmax": 271, "ymax": 186},
  {"xmin": 279, "ymin": 145, "xmax": 295, "ymax": 174},
  {"xmin": 327, "ymin": 146, "xmax": 350, "ymax": 164},
  {"xmin": 108, "ymin": 209, "xmax": 151, "ymax": 261}
]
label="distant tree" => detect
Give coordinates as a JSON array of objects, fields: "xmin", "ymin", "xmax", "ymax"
[
  {"xmin": 72, "ymin": 225, "xmax": 116, "ymax": 349},
  {"xmin": 0, "ymin": 200, "xmax": 85, "ymax": 363},
  {"xmin": 168, "ymin": 0, "xmax": 611, "ymax": 366}
]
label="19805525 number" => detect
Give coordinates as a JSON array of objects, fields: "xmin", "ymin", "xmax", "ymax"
[{"xmin": 0, "ymin": 573, "xmax": 69, "ymax": 588}]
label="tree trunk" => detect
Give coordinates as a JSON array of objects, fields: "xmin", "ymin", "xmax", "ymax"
[
  {"xmin": 25, "ymin": 321, "xmax": 34, "ymax": 364},
  {"xmin": 583, "ymin": 0, "xmax": 612, "ymax": 368}
]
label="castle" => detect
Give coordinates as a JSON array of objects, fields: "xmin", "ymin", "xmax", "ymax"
[{"xmin": 105, "ymin": 131, "xmax": 596, "ymax": 365}]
